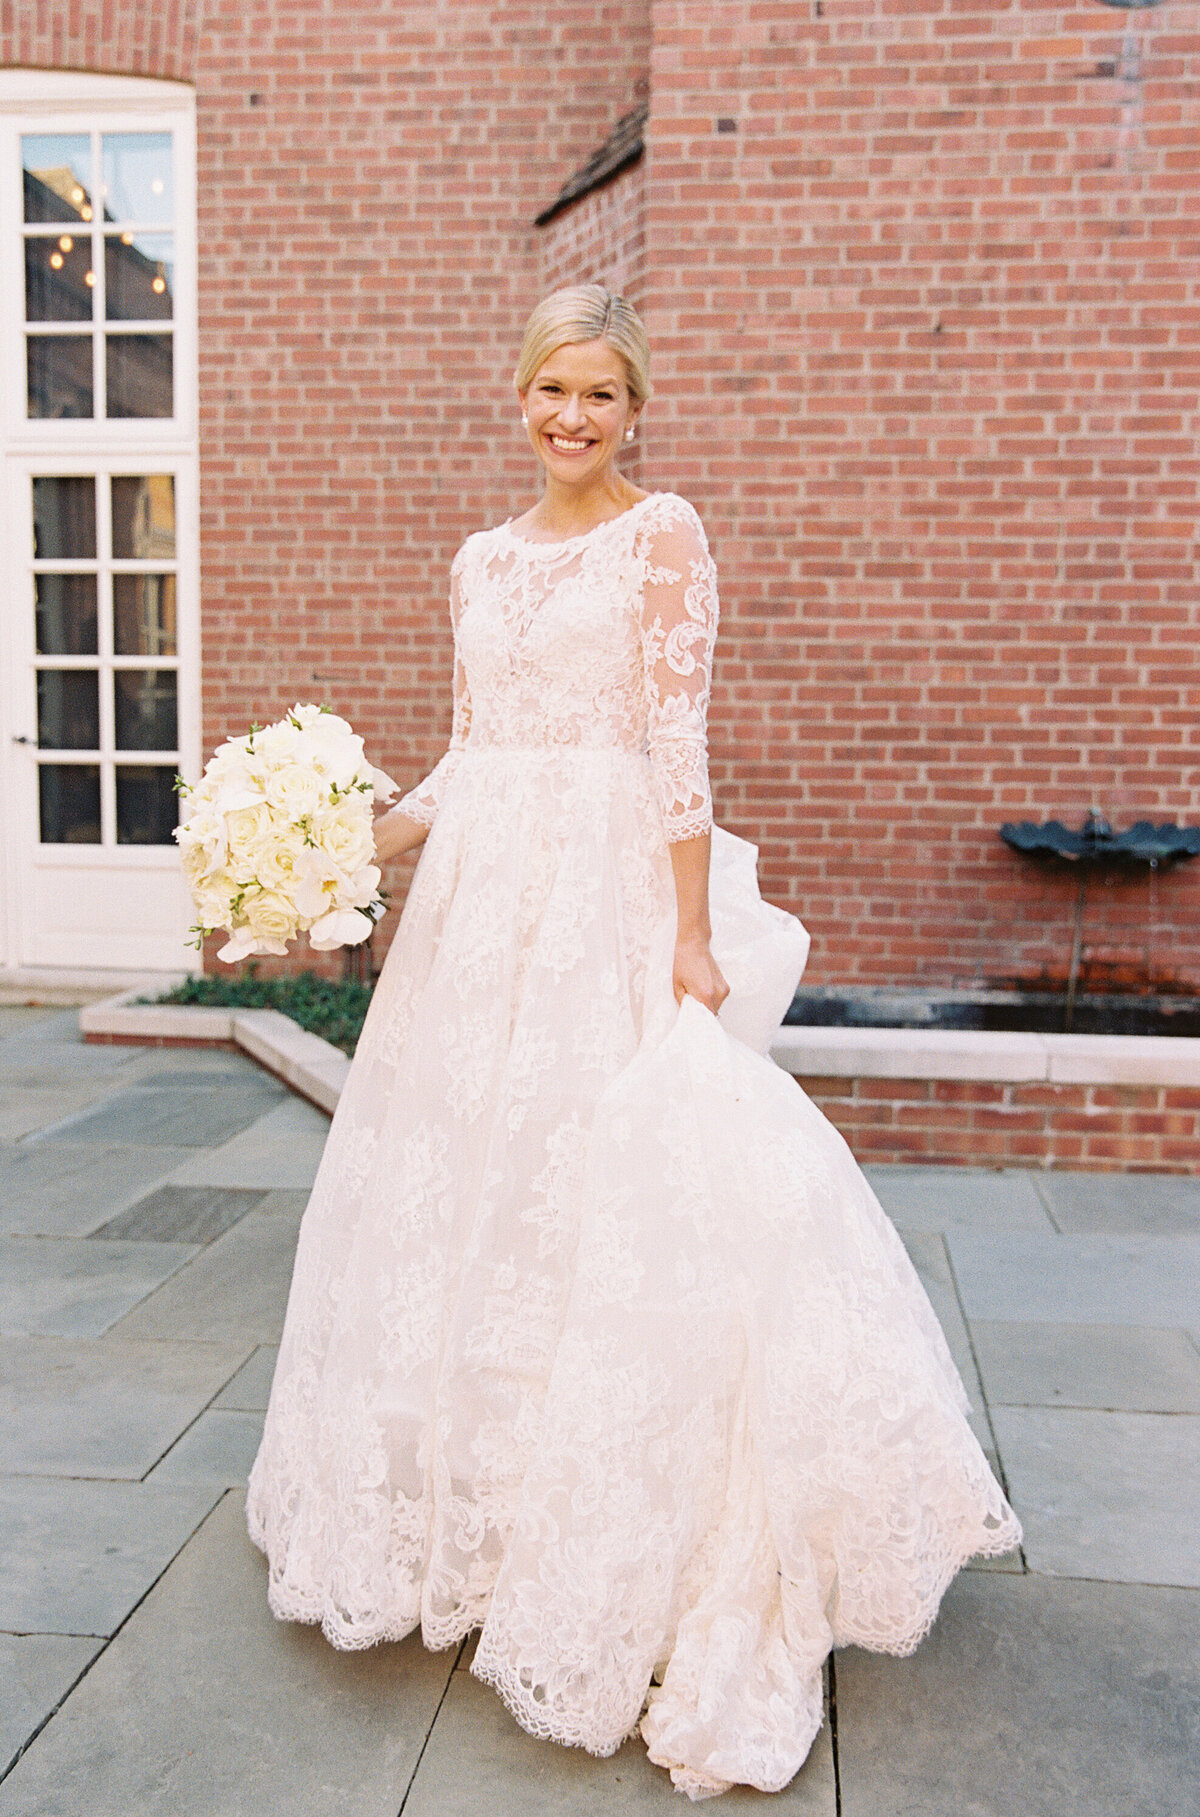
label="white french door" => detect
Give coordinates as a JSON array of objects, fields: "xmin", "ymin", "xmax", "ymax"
[
  {"xmin": 3, "ymin": 455, "xmax": 199, "ymax": 968},
  {"xmin": 0, "ymin": 72, "xmax": 199, "ymax": 976}
]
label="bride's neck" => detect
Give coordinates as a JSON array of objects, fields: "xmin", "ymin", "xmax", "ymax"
[{"xmin": 532, "ymin": 468, "xmax": 641, "ymax": 534}]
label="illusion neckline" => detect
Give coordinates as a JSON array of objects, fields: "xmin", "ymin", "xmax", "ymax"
[{"xmin": 498, "ymin": 490, "xmax": 664, "ymax": 550}]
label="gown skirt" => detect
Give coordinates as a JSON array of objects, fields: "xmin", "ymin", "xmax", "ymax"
[{"xmin": 246, "ymin": 743, "xmax": 1021, "ymax": 1801}]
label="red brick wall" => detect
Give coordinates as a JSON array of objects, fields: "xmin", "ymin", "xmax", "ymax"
[
  {"xmin": 643, "ymin": 0, "xmax": 1200, "ymax": 995},
  {"xmin": 796, "ymin": 1074, "xmax": 1200, "ymax": 1174},
  {"xmin": 539, "ymin": 161, "xmax": 647, "ymax": 307},
  {"xmin": 4, "ymin": 1, "xmax": 200, "ymax": 80},
  {"xmin": 8, "ymin": 0, "xmax": 1200, "ymax": 1002},
  {"xmin": 191, "ymin": 0, "xmax": 651, "ymax": 964}
]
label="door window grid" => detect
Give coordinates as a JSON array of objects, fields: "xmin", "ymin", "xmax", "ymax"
[
  {"xmin": 31, "ymin": 468, "xmax": 180, "ymax": 845},
  {"xmin": 22, "ymin": 129, "xmax": 174, "ymax": 421}
]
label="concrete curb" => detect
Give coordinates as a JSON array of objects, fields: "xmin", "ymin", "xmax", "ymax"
[
  {"xmin": 79, "ymin": 990, "xmax": 350, "ymax": 1115},
  {"xmin": 80, "ymin": 990, "xmax": 1200, "ymax": 1100}
]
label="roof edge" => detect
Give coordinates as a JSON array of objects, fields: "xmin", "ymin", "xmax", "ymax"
[{"xmin": 534, "ymin": 101, "xmax": 648, "ymax": 229}]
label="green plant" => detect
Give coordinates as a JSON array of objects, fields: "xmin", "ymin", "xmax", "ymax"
[{"xmin": 148, "ymin": 968, "xmax": 374, "ymax": 1056}]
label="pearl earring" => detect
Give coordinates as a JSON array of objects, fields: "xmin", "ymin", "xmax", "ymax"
[
  {"xmin": 625, "ymin": 425, "xmax": 636, "ymax": 443},
  {"xmin": 521, "ymin": 413, "xmax": 528, "ymax": 428}
]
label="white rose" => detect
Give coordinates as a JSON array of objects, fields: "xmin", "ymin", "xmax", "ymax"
[
  {"xmin": 313, "ymin": 801, "xmax": 374, "ymax": 875},
  {"xmin": 176, "ymin": 806, "xmax": 228, "ymax": 879},
  {"xmin": 253, "ymin": 719, "xmax": 302, "ymax": 765},
  {"xmin": 243, "ymin": 888, "xmax": 298, "ymax": 945},
  {"xmin": 225, "ymin": 804, "xmax": 276, "ymax": 883},
  {"xmin": 294, "ymin": 719, "xmax": 365, "ymax": 789},
  {"xmin": 206, "ymin": 749, "xmax": 265, "ymax": 812},
  {"xmin": 264, "ymin": 763, "xmax": 321, "ymax": 820},
  {"xmin": 254, "ymin": 837, "xmax": 303, "ymax": 894},
  {"xmin": 192, "ymin": 881, "xmax": 235, "ymax": 929},
  {"xmin": 287, "ymin": 703, "xmax": 337, "ymax": 732}
]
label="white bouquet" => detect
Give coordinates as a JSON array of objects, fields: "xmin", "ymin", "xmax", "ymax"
[{"xmin": 174, "ymin": 703, "xmax": 397, "ymax": 963}]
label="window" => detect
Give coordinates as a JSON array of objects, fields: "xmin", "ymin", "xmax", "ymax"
[
  {"xmin": 23, "ymin": 128, "xmax": 176, "ymax": 422},
  {"xmin": 32, "ymin": 468, "xmax": 181, "ymax": 844}
]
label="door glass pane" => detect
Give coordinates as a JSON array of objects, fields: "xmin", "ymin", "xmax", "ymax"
[
  {"xmin": 28, "ymin": 336, "xmax": 94, "ymax": 418},
  {"xmin": 39, "ymin": 765, "xmax": 101, "ymax": 844},
  {"xmin": 106, "ymin": 334, "xmax": 173, "ymax": 418},
  {"xmin": 113, "ymin": 574, "xmax": 177, "ymax": 655},
  {"xmin": 37, "ymin": 671, "xmax": 100, "ymax": 750},
  {"xmin": 25, "ymin": 235, "xmax": 94, "ymax": 322},
  {"xmin": 33, "ymin": 477, "xmax": 97, "ymax": 559},
  {"xmin": 101, "ymin": 134, "xmax": 173, "ymax": 224},
  {"xmin": 114, "ymin": 669, "xmax": 177, "ymax": 750},
  {"xmin": 106, "ymin": 234, "xmax": 173, "ymax": 321},
  {"xmin": 111, "ymin": 475, "xmax": 175, "ymax": 558},
  {"xmin": 23, "ymin": 134, "xmax": 94, "ymax": 224},
  {"xmin": 116, "ymin": 766, "xmax": 178, "ymax": 845},
  {"xmin": 36, "ymin": 575, "xmax": 99, "ymax": 655}
]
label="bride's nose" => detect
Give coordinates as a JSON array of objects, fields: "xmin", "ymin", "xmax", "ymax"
[{"xmin": 556, "ymin": 395, "xmax": 587, "ymax": 431}]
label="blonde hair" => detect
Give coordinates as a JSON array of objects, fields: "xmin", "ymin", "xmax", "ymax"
[{"xmin": 514, "ymin": 285, "xmax": 650, "ymax": 408}]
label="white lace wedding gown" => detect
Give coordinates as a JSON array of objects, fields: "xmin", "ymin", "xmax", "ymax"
[{"xmin": 246, "ymin": 491, "xmax": 1020, "ymax": 1799}]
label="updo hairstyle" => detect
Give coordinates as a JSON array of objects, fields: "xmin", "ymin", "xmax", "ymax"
[{"xmin": 514, "ymin": 285, "xmax": 651, "ymax": 409}]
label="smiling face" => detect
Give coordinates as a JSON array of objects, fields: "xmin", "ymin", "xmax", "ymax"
[{"xmin": 518, "ymin": 339, "xmax": 640, "ymax": 489}]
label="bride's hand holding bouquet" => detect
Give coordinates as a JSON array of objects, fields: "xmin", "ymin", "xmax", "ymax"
[{"xmin": 174, "ymin": 703, "xmax": 398, "ymax": 962}]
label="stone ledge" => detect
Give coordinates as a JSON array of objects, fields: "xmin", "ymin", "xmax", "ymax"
[
  {"xmin": 769, "ymin": 1025, "xmax": 1200, "ymax": 1089},
  {"xmin": 80, "ymin": 992, "xmax": 349, "ymax": 1116},
  {"xmin": 81, "ymin": 991, "xmax": 1200, "ymax": 1103}
]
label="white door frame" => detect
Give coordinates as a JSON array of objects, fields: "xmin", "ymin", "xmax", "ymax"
[{"xmin": 0, "ymin": 69, "xmax": 200, "ymax": 983}]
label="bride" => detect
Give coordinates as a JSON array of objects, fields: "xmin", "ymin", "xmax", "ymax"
[{"xmin": 247, "ymin": 284, "xmax": 1020, "ymax": 1800}]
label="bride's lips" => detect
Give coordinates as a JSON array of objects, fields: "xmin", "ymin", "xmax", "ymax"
[{"xmin": 544, "ymin": 433, "xmax": 596, "ymax": 455}]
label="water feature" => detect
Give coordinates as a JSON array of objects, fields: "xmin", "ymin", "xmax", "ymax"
[
  {"xmin": 999, "ymin": 813, "xmax": 1200, "ymax": 1029},
  {"xmin": 783, "ymin": 985, "xmax": 1200, "ymax": 1038}
]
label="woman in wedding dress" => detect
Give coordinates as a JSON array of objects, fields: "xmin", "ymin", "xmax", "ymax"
[{"xmin": 247, "ymin": 285, "xmax": 1021, "ymax": 1800}]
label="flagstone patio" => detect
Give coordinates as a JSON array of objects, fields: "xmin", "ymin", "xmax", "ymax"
[{"xmin": 0, "ymin": 1004, "xmax": 1196, "ymax": 1814}]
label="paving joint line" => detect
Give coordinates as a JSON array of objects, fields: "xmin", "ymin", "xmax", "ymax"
[
  {"xmin": 1028, "ymin": 1170, "xmax": 1063, "ymax": 1232},
  {"xmin": 396, "ymin": 1634, "xmax": 468, "ymax": 1815},
  {"xmin": 0, "ymin": 1646, "xmax": 102, "ymax": 1785},
  {"xmin": 135, "ymin": 1336, "xmax": 263, "ymax": 1481},
  {"xmin": 0, "ymin": 1485, "xmax": 228, "ymax": 1788},
  {"xmin": 939, "ymin": 1234, "xmax": 1031, "ymax": 1574},
  {"xmin": 827, "ymin": 1650, "xmax": 842, "ymax": 1815}
]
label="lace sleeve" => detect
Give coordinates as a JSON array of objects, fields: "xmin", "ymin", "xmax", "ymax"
[
  {"xmin": 395, "ymin": 549, "xmax": 472, "ymax": 828},
  {"xmin": 636, "ymin": 497, "xmax": 719, "ymax": 843}
]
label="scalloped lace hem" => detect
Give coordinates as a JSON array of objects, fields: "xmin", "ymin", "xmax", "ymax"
[
  {"xmin": 667, "ymin": 1766, "xmax": 735, "ymax": 1802},
  {"xmin": 469, "ymin": 1641, "xmax": 634, "ymax": 1760},
  {"xmin": 831, "ymin": 1512, "xmax": 1023, "ymax": 1660}
]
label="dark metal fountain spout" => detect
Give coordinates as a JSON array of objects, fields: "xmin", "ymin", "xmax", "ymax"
[
  {"xmin": 998, "ymin": 813, "xmax": 1200, "ymax": 1029},
  {"xmin": 1000, "ymin": 814, "xmax": 1200, "ymax": 869}
]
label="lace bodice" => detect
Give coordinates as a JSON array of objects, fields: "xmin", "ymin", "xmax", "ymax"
[{"xmin": 398, "ymin": 491, "xmax": 719, "ymax": 843}]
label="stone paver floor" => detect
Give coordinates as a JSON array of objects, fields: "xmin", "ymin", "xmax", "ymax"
[{"xmin": 1, "ymin": 1005, "xmax": 1197, "ymax": 1815}]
